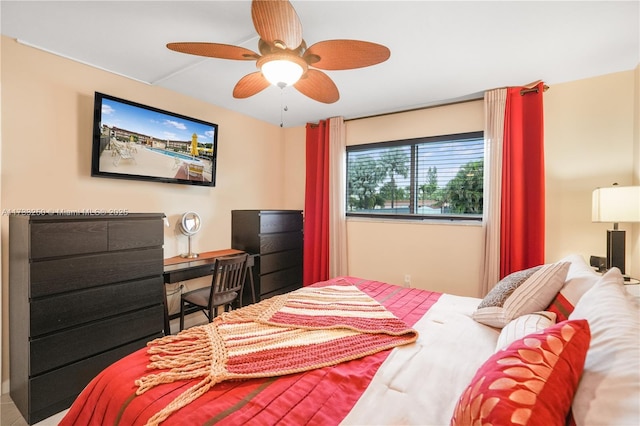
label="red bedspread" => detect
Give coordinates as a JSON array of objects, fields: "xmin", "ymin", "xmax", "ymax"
[{"xmin": 60, "ymin": 277, "xmax": 440, "ymax": 425}]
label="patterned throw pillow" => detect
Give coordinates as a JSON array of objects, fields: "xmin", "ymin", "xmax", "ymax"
[
  {"xmin": 472, "ymin": 262, "xmax": 570, "ymax": 328},
  {"xmin": 477, "ymin": 266, "xmax": 543, "ymax": 309},
  {"xmin": 451, "ymin": 319, "xmax": 591, "ymax": 426},
  {"xmin": 495, "ymin": 311, "xmax": 557, "ymax": 351}
]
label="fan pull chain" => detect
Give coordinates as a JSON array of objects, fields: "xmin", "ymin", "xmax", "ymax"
[
  {"xmin": 280, "ymin": 88, "xmax": 287, "ymax": 128},
  {"xmin": 280, "ymin": 91, "xmax": 283, "ymax": 128}
]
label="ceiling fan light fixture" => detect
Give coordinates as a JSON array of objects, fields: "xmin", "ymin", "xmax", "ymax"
[
  {"xmin": 261, "ymin": 59, "xmax": 303, "ymax": 87},
  {"xmin": 168, "ymin": 0, "xmax": 389, "ymax": 103},
  {"xmin": 259, "ymin": 54, "xmax": 306, "ymax": 87}
]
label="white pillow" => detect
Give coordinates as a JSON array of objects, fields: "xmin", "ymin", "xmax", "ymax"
[
  {"xmin": 550, "ymin": 255, "xmax": 600, "ymax": 309},
  {"xmin": 472, "ymin": 261, "xmax": 570, "ymax": 328},
  {"xmin": 569, "ymin": 268, "xmax": 640, "ymax": 426},
  {"xmin": 494, "ymin": 311, "xmax": 556, "ymax": 351},
  {"xmin": 562, "ymin": 253, "xmax": 598, "ymax": 278}
]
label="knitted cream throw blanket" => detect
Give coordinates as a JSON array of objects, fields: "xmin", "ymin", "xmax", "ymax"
[{"xmin": 135, "ymin": 282, "xmax": 419, "ymax": 425}]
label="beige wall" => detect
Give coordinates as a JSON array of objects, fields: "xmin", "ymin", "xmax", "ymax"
[
  {"xmin": 632, "ymin": 65, "xmax": 640, "ymax": 274},
  {"xmin": 545, "ymin": 69, "xmax": 639, "ymax": 274},
  {"xmin": 344, "ymin": 101, "xmax": 486, "ymax": 296},
  {"xmin": 0, "ymin": 34, "xmax": 3, "ymax": 399},
  {"xmin": 282, "ymin": 125, "xmax": 306, "ymax": 207},
  {"xmin": 1, "ymin": 33, "xmax": 638, "ymax": 394},
  {"xmin": 343, "ymin": 69, "xmax": 639, "ymax": 298},
  {"xmin": 0, "ymin": 36, "xmax": 303, "ymax": 392}
]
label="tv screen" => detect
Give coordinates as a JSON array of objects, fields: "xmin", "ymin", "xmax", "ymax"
[{"xmin": 91, "ymin": 92, "xmax": 218, "ymax": 187}]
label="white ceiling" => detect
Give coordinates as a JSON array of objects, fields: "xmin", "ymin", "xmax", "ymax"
[{"xmin": 1, "ymin": 1, "xmax": 638, "ymax": 128}]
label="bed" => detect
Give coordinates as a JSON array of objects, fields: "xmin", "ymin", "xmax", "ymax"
[{"xmin": 60, "ymin": 254, "xmax": 639, "ymax": 426}]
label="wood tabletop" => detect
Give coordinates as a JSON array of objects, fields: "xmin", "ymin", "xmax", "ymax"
[{"xmin": 163, "ymin": 248, "xmax": 244, "ymax": 266}]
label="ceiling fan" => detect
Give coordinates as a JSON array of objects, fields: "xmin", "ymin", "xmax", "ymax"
[{"xmin": 166, "ymin": 0, "xmax": 390, "ymax": 104}]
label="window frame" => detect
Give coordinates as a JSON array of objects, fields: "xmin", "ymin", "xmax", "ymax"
[{"xmin": 346, "ymin": 131, "xmax": 485, "ymax": 222}]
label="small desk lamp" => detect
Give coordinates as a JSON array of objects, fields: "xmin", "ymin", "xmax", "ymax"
[{"xmin": 592, "ymin": 185, "xmax": 640, "ymax": 275}]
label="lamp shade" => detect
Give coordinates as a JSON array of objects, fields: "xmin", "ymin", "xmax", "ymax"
[{"xmin": 592, "ymin": 186, "xmax": 640, "ymax": 223}]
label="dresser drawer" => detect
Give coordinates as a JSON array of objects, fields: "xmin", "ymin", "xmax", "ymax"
[
  {"xmin": 31, "ymin": 276, "xmax": 164, "ymax": 337},
  {"xmin": 28, "ymin": 337, "xmax": 155, "ymax": 424},
  {"xmin": 9, "ymin": 213, "xmax": 166, "ymax": 425},
  {"xmin": 30, "ymin": 304, "xmax": 163, "ymax": 375},
  {"xmin": 259, "ymin": 211, "xmax": 303, "ymax": 233},
  {"xmin": 30, "ymin": 221, "xmax": 108, "ymax": 259},
  {"xmin": 109, "ymin": 219, "xmax": 163, "ymax": 250},
  {"xmin": 30, "ymin": 248, "xmax": 163, "ymax": 298},
  {"xmin": 260, "ymin": 249, "xmax": 303, "ymax": 275},
  {"xmin": 259, "ymin": 232, "xmax": 303, "ymax": 254},
  {"xmin": 260, "ymin": 265, "xmax": 303, "ymax": 295},
  {"xmin": 262, "ymin": 283, "xmax": 301, "ymax": 300}
]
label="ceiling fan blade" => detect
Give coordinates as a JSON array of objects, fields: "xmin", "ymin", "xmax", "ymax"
[
  {"xmin": 304, "ymin": 40, "xmax": 390, "ymax": 70},
  {"xmin": 251, "ymin": 0, "xmax": 303, "ymax": 50},
  {"xmin": 294, "ymin": 69, "xmax": 339, "ymax": 104},
  {"xmin": 167, "ymin": 42, "xmax": 259, "ymax": 60},
  {"xmin": 233, "ymin": 72, "xmax": 271, "ymax": 99}
]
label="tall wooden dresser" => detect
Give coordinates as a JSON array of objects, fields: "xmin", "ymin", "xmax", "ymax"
[
  {"xmin": 9, "ymin": 213, "xmax": 165, "ymax": 424},
  {"xmin": 231, "ymin": 210, "xmax": 303, "ymax": 305}
]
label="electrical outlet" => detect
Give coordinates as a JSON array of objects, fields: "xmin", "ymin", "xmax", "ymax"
[{"xmin": 404, "ymin": 274, "xmax": 411, "ymax": 287}]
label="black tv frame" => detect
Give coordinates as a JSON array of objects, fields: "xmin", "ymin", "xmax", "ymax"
[{"xmin": 91, "ymin": 92, "xmax": 218, "ymax": 187}]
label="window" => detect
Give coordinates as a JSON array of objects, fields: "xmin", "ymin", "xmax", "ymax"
[{"xmin": 346, "ymin": 131, "xmax": 484, "ymax": 220}]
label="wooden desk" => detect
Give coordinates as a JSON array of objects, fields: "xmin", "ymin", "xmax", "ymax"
[
  {"xmin": 164, "ymin": 249, "xmax": 243, "ymax": 283},
  {"xmin": 162, "ymin": 249, "xmax": 248, "ymax": 334}
]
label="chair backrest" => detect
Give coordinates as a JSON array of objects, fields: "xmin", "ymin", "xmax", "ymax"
[{"xmin": 209, "ymin": 253, "xmax": 248, "ymax": 307}]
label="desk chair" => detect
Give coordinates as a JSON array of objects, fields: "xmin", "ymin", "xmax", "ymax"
[
  {"xmin": 179, "ymin": 253, "xmax": 248, "ymax": 331},
  {"xmin": 238, "ymin": 254, "xmax": 258, "ymax": 308}
]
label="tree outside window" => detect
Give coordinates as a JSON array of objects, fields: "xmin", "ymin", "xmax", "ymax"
[{"xmin": 346, "ymin": 132, "xmax": 484, "ymax": 220}]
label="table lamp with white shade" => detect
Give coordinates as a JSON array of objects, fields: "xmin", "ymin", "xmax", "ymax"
[{"xmin": 592, "ymin": 184, "xmax": 640, "ymax": 276}]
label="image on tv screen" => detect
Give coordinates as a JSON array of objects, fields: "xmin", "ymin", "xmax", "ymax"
[{"xmin": 92, "ymin": 92, "xmax": 218, "ymax": 187}]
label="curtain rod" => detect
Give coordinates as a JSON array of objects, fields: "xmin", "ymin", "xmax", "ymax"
[
  {"xmin": 344, "ymin": 96, "xmax": 483, "ymax": 123},
  {"xmin": 345, "ymin": 82, "xmax": 549, "ymax": 123},
  {"xmin": 520, "ymin": 84, "xmax": 550, "ymax": 96}
]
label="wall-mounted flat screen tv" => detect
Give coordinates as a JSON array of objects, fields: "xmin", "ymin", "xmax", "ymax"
[{"xmin": 91, "ymin": 92, "xmax": 218, "ymax": 187}]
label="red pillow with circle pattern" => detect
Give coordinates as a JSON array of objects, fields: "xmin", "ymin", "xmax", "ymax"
[{"xmin": 450, "ymin": 319, "xmax": 590, "ymax": 426}]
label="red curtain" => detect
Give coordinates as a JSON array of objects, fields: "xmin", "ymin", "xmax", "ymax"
[
  {"xmin": 500, "ymin": 82, "xmax": 545, "ymax": 278},
  {"xmin": 303, "ymin": 120, "xmax": 330, "ymax": 285}
]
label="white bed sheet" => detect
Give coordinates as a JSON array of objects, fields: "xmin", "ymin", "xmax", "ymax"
[{"xmin": 342, "ymin": 293, "xmax": 499, "ymax": 426}]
